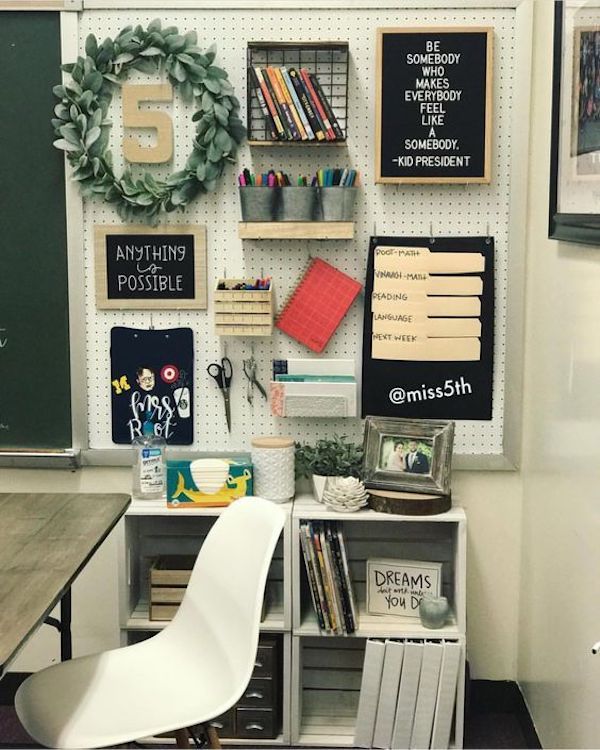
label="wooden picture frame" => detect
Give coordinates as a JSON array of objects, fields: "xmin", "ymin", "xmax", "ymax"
[
  {"xmin": 94, "ymin": 224, "xmax": 207, "ymax": 310},
  {"xmin": 375, "ymin": 26, "xmax": 493, "ymax": 184},
  {"xmin": 362, "ymin": 416, "xmax": 454, "ymax": 496},
  {"xmin": 549, "ymin": 1, "xmax": 600, "ymax": 245}
]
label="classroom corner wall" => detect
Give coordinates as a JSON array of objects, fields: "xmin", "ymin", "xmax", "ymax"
[{"xmin": 518, "ymin": 2, "xmax": 600, "ymax": 747}]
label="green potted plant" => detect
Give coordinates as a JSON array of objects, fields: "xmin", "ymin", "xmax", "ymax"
[{"xmin": 295, "ymin": 435, "xmax": 363, "ymax": 502}]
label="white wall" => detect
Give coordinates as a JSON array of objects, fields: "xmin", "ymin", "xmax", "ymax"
[
  {"xmin": 2, "ymin": 2, "xmax": 529, "ymax": 683},
  {"xmin": 518, "ymin": 2, "xmax": 600, "ymax": 748}
]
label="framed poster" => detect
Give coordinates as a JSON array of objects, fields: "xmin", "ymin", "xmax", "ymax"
[
  {"xmin": 366, "ymin": 558, "xmax": 442, "ymax": 617},
  {"xmin": 94, "ymin": 225, "xmax": 207, "ymax": 309},
  {"xmin": 375, "ymin": 27, "xmax": 493, "ymax": 184},
  {"xmin": 549, "ymin": 1, "xmax": 600, "ymax": 245}
]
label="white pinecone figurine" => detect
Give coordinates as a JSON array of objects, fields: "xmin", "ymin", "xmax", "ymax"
[{"xmin": 322, "ymin": 476, "xmax": 369, "ymax": 512}]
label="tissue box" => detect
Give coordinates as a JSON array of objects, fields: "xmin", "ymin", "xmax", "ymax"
[{"xmin": 167, "ymin": 456, "xmax": 253, "ymax": 508}]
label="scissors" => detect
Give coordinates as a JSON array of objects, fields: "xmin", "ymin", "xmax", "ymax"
[
  {"xmin": 242, "ymin": 355, "xmax": 268, "ymax": 405},
  {"xmin": 207, "ymin": 357, "xmax": 233, "ymax": 432}
]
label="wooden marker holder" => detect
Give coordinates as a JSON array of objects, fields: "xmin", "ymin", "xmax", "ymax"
[{"xmin": 214, "ymin": 278, "xmax": 274, "ymax": 336}]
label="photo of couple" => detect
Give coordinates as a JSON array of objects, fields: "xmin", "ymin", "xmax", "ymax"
[{"xmin": 381, "ymin": 437, "xmax": 432, "ymax": 475}]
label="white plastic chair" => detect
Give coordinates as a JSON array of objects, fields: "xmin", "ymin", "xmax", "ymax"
[{"xmin": 15, "ymin": 496, "xmax": 286, "ymax": 749}]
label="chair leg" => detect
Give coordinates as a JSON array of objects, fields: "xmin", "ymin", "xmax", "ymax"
[
  {"xmin": 203, "ymin": 723, "xmax": 221, "ymax": 749},
  {"xmin": 174, "ymin": 728, "xmax": 190, "ymax": 748}
]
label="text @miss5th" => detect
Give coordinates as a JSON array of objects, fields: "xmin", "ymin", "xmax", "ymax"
[{"xmin": 389, "ymin": 376, "xmax": 473, "ymax": 405}]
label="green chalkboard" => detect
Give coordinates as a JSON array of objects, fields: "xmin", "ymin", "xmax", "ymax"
[{"xmin": 0, "ymin": 13, "xmax": 71, "ymax": 450}]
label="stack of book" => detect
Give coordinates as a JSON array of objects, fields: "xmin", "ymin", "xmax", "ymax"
[
  {"xmin": 354, "ymin": 639, "xmax": 462, "ymax": 750},
  {"xmin": 248, "ymin": 66, "xmax": 344, "ymax": 142},
  {"xmin": 299, "ymin": 520, "xmax": 357, "ymax": 634}
]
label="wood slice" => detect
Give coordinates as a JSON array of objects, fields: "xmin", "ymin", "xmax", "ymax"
[{"xmin": 368, "ymin": 489, "xmax": 451, "ymax": 516}]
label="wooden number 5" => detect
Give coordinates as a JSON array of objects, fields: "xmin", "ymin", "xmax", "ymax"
[{"xmin": 122, "ymin": 83, "xmax": 174, "ymax": 164}]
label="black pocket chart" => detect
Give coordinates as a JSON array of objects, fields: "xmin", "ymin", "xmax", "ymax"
[
  {"xmin": 110, "ymin": 327, "xmax": 194, "ymax": 445},
  {"xmin": 361, "ymin": 236, "xmax": 494, "ymax": 420}
]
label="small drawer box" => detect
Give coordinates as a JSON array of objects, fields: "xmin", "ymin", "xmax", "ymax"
[
  {"xmin": 238, "ymin": 677, "xmax": 274, "ymax": 709},
  {"xmin": 235, "ymin": 708, "xmax": 276, "ymax": 739},
  {"xmin": 149, "ymin": 555, "xmax": 195, "ymax": 621},
  {"xmin": 214, "ymin": 279, "xmax": 274, "ymax": 337},
  {"xmin": 253, "ymin": 638, "xmax": 277, "ymax": 677},
  {"xmin": 205, "ymin": 709, "xmax": 235, "ymax": 737}
]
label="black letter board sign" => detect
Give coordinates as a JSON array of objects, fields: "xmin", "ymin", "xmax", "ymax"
[
  {"xmin": 375, "ymin": 28, "xmax": 493, "ymax": 183},
  {"xmin": 94, "ymin": 224, "xmax": 207, "ymax": 309},
  {"xmin": 361, "ymin": 235, "xmax": 494, "ymax": 420}
]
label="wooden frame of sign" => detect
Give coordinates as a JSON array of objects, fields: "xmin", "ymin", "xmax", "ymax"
[
  {"xmin": 375, "ymin": 27, "xmax": 493, "ymax": 184},
  {"xmin": 94, "ymin": 224, "xmax": 207, "ymax": 310}
]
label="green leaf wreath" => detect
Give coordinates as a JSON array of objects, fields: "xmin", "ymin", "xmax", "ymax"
[{"xmin": 52, "ymin": 20, "xmax": 246, "ymax": 223}]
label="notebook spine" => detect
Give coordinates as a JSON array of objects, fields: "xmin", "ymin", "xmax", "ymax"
[{"xmin": 275, "ymin": 257, "xmax": 315, "ymax": 324}]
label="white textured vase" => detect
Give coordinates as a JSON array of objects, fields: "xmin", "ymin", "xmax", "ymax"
[
  {"xmin": 311, "ymin": 474, "xmax": 333, "ymax": 503},
  {"xmin": 251, "ymin": 436, "xmax": 295, "ymax": 503}
]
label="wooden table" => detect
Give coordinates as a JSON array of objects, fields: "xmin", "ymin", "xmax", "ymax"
[{"xmin": 0, "ymin": 492, "xmax": 130, "ymax": 679}]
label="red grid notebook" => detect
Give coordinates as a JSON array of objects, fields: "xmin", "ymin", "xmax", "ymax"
[{"xmin": 275, "ymin": 257, "xmax": 363, "ymax": 353}]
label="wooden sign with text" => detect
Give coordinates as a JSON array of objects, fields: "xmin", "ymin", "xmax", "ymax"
[
  {"xmin": 376, "ymin": 27, "xmax": 493, "ymax": 184},
  {"xmin": 94, "ymin": 225, "xmax": 207, "ymax": 310}
]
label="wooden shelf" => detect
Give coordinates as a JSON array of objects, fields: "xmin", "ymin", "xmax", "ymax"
[
  {"xmin": 239, "ymin": 222, "xmax": 354, "ymax": 240},
  {"xmin": 294, "ymin": 606, "xmax": 460, "ymax": 639},
  {"xmin": 125, "ymin": 599, "xmax": 286, "ymax": 633}
]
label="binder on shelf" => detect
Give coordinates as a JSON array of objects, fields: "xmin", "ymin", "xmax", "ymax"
[
  {"xmin": 430, "ymin": 641, "xmax": 462, "ymax": 750},
  {"xmin": 257, "ymin": 66, "xmax": 289, "ymax": 139},
  {"xmin": 266, "ymin": 66, "xmax": 300, "ymax": 140},
  {"xmin": 312, "ymin": 521, "xmax": 338, "ymax": 632},
  {"xmin": 329, "ymin": 522, "xmax": 356, "ymax": 633},
  {"xmin": 282, "ymin": 66, "xmax": 316, "ymax": 140},
  {"xmin": 300, "ymin": 68, "xmax": 335, "ymax": 140},
  {"xmin": 355, "ymin": 639, "xmax": 386, "ymax": 748},
  {"xmin": 372, "ymin": 640, "xmax": 405, "ymax": 749},
  {"xmin": 299, "ymin": 522, "xmax": 327, "ymax": 632},
  {"xmin": 274, "ymin": 66, "xmax": 308, "ymax": 140},
  {"xmin": 248, "ymin": 66, "xmax": 278, "ymax": 140},
  {"xmin": 336, "ymin": 523, "xmax": 358, "ymax": 628},
  {"xmin": 309, "ymin": 70, "xmax": 344, "ymax": 140},
  {"xmin": 318, "ymin": 522, "xmax": 343, "ymax": 633},
  {"xmin": 275, "ymin": 257, "xmax": 362, "ymax": 353},
  {"xmin": 289, "ymin": 67, "xmax": 326, "ymax": 140},
  {"xmin": 410, "ymin": 640, "xmax": 444, "ymax": 749},
  {"xmin": 391, "ymin": 640, "xmax": 423, "ymax": 749}
]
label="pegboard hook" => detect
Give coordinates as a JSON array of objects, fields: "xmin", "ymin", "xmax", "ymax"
[
  {"xmin": 429, "ymin": 222, "xmax": 436, "ymax": 245},
  {"xmin": 485, "ymin": 222, "xmax": 491, "ymax": 244},
  {"xmin": 223, "ymin": 340, "xmax": 228, "ymax": 358},
  {"xmin": 149, "ymin": 313, "xmax": 154, "ymax": 330}
]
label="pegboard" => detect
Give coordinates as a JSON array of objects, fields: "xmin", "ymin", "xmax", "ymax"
[{"xmin": 74, "ymin": 5, "xmax": 522, "ymax": 461}]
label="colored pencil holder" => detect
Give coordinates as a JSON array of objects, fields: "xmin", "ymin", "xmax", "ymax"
[
  {"xmin": 318, "ymin": 187, "xmax": 357, "ymax": 221},
  {"xmin": 239, "ymin": 186, "xmax": 277, "ymax": 222},
  {"xmin": 277, "ymin": 187, "xmax": 318, "ymax": 221}
]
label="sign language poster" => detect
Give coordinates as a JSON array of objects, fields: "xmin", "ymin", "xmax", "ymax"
[
  {"xmin": 110, "ymin": 327, "xmax": 193, "ymax": 444},
  {"xmin": 376, "ymin": 28, "xmax": 493, "ymax": 183}
]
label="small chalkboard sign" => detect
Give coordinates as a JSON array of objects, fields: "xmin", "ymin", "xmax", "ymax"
[
  {"xmin": 94, "ymin": 225, "xmax": 207, "ymax": 309},
  {"xmin": 376, "ymin": 27, "xmax": 493, "ymax": 184}
]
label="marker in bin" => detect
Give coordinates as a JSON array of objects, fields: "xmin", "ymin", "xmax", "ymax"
[
  {"xmin": 217, "ymin": 277, "xmax": 271, "ymax": 291},
  {"xmin": 238, "ymin": 167, "xmax": 359, "ymax": 187}
]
